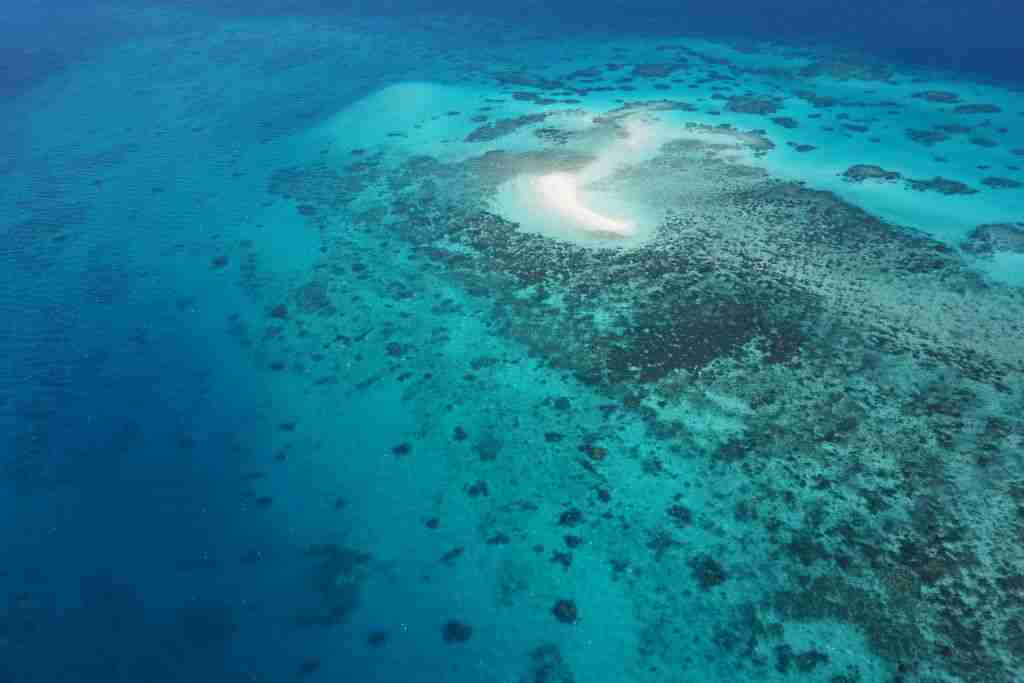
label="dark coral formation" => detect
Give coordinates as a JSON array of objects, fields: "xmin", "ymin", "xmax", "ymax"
[
  {"xmin": 981, "ymin": 176, "xmax": 1022, "ymax": 189},
  {"xmin": 906, "ymin": 176, "xmax": 978, "ymax": 195},
  {"xmin": 294, "ymin": 280, "xmax": 334, "ymax": 315},
  {"xmin": 773, "ymin": 644, "xmax": 829, "ymax": 674},
  {"xmin": 558, "ymin": 508, "xmax": 583, "ymax": 527},
  {"xmin": 935, "ymin": 122, "xmax": 972, "ymax": 134},
  {"xmin": 630, "ymin": 63, "xmax": 684, "ymax": 79},
  {"xmin": 493, "ymin": 71, "xmax": 564, "ymax": 91},
  {"xmin": 912, "ymin": 90, "xmax": 960, "ymax": 103},
  {"xmin": 442, "ymin": 620, "xmax": 473, "ymax": 643},
  {"xmin": 842, "ymin": 164, "xmax": 901, "ymax": 182},
  {"xmin": 689, "ymin": 554, "xmax": 728, "ymax": 590},
  {"xmin": 726, "ymin": 95, "xmax": 783, "ymax": 115},
  {"xmin": 953, "ymin": 103, "xmax": 1002, "ymax": 114},
  {"xmin": 798, "ymin": 59, "xmax": 893, "ymax": 81},
  {"xmin": 295, "ymin": 544, "xmax": 371, "ymax": 627},
  {"xmin": 268, "ymin": 160, "xmax": 371, "ymax": 216},
  {"xmin": 794, "ymin": 90, "xmax": 836, "ymax": 108},
  {"xmin": 970, "ymin": 136, "xmax": 998, "ymax": 147},
  {"xmin": 465, "ymin": 113, "xmax": 548, "ymax": 143},
  {"xmin": 534, "ymin": 127, "xmax": 573, "ymax": 145},
  {"xmin": 666, "ymin": 503, "xmax": 692, "ymax": 526},
  {"xmin": 906, "ymin": 128, "xmax": 948, "ymax": 146},
  {"xmin": 960, "ymin": 223, "xmax": 1024, "ymax": 256},
  {"xmin": 683, "ymin": 122, "xmax": 775, "ymax": 155},
  {"xmin": 524, "ymin": 643, "xmax": 574, "ymax": 683},
  {"xmin": 552, "ymin": 599, "xmax": 578, "ymax": 624}
]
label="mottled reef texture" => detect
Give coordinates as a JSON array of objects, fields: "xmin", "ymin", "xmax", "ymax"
[
  {"xmin": 265, "ymin": 104, "xmax": 1024, "ymax": 682},
  {"xmin": 961, "ymin": 223, "xmax": 1024, "ymax": 256}
]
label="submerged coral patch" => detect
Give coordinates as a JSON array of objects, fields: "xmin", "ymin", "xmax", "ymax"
[
  {"xmin": 912, "ymin": 90, "xmax": 961, "ymax": 103},
  {"xmin": 842, "ymin": 164, "xmax": 901, "ymax": 182},
  {"xmin": 906, "ymin": 176, "xmax": 978, "ymax": 195},
  {"xmin": 725, "ymin": 95, "xmax": 784, "ymax": 115},
  {"xmin": 465, "ymin": 113, "xmax": 549, "ymax": 143},
  {"xmin": 981, "ymin": 176, "xmax": 1022, "ymax": 189},
  {"xmin": 961, "ymin": 223, "xmax": 1024, "ymax": 255}
]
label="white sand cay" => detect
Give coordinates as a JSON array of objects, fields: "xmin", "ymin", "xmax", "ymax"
[
  {"xmin": 531, "ymin": 172, "xmax": 635, "ymax": 237},
  {"xmin": 492, "ymin": 116, "xmax": 671, "ymax": 246}
]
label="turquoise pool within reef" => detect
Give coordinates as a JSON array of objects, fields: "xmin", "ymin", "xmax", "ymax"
[{"xmin": 2, "ymin": 4, "xmax": 1024, "ymax": 682}]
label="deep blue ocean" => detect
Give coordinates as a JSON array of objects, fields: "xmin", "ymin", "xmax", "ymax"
[{"xmin": 3, "ymin": 2, "xmax": 1024, "ymax": 682}]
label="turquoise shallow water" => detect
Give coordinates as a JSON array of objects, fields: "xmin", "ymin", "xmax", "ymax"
[{"xmin": 2, "ymin": 4, "xmax": 1024, "ymax": 683}]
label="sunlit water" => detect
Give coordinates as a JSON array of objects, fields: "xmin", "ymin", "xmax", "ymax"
[{"xmin": 3, "ymin": 3, "xmax": 1024, "ymax": 683}]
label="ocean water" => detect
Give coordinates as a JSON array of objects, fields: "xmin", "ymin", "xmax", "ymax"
[{"xmin": 2, "ymin": 2, "xmax": 1023, "ymax": 682}]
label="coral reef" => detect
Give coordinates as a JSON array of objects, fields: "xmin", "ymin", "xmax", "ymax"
[
  {"xmin": 960, "ymin": 223, "xmax": 1024, "ymax": 255},
  {"xmin": 906, "ymin": 176, "xmax": 978, "ymax": 194},
  {"xmin": 842, "ymin": 164, "xmax": 901, "ymax": 182}
]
